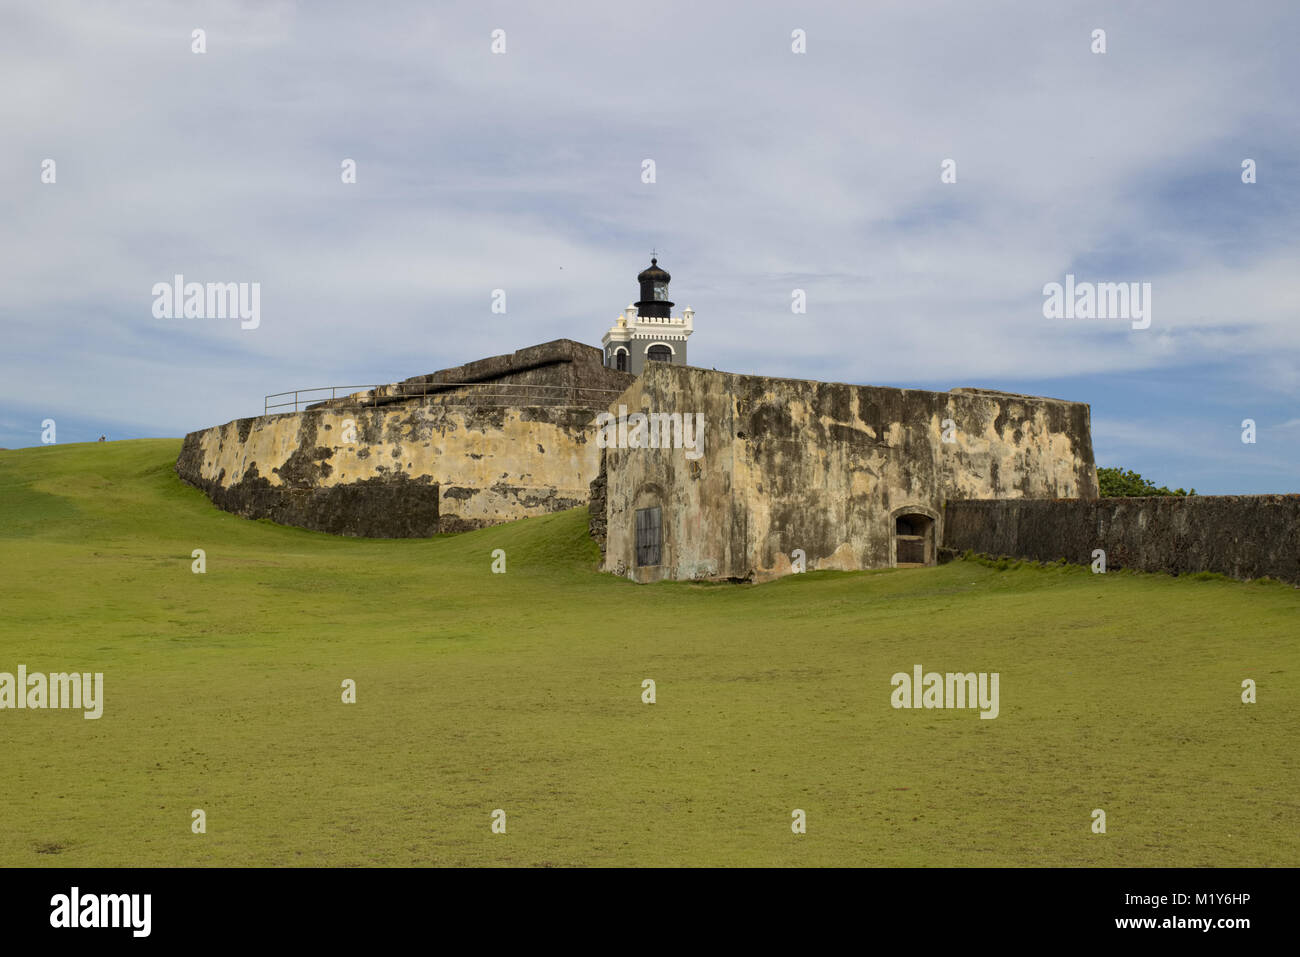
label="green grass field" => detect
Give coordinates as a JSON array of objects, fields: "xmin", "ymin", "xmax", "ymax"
[{"xmin": 1, "ymin": 440, "xmax": 1295, "ymax": 867}]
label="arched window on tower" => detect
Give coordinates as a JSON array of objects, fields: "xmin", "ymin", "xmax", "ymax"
[
  {"xmin": 646, "ymin": 345, "xmax": 672, "ymax": 363},
  {"xmin": 615, "ymin": 349, "xmax": 629, "ymax": 372}
]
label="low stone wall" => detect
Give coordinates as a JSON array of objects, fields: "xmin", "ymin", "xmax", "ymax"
[{"xmin": 943, "ymin": 496, "xmax": 1300, "ymax": 584}]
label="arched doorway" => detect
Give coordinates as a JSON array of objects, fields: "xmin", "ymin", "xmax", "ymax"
[
  {"xmin": 892, "ymin": 508, "xmax": 938, "ymax": 567},
  {"xmin": 646, "ymin": 344, "xmax": 672, "ymax": 363}
]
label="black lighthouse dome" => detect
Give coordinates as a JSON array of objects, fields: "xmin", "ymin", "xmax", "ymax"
[
  {"xmin": 635, "ymin": 257, "xmax": 674, "ymax": 318},
  {"xmin": 637, "ymin": 258, "xmax": 671, "ymax": 284}
]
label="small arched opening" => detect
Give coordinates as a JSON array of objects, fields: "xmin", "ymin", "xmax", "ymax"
[{"xmin": 892, "ymin": 509, "xmax": 937, "ymax": 567}]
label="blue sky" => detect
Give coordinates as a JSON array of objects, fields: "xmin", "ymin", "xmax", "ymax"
[{"xmin": 2, "ymin": 0, "xmax": 1297, "ymax": 492}]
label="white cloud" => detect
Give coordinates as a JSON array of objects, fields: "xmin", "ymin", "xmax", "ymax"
[{"xmin": 0, "ymin": 0, "xmax": 1297, "ymax": 492}]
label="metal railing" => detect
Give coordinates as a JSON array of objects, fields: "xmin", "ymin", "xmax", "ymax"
[
  {"xmin": 265, "ymin": 384, "xmax": 379, "ymax": 414},
  {"xmin": 263, "ymin": 381, "xmax": 627, "ymax": 415}
]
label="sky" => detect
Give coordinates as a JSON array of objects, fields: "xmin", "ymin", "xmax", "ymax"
[{"xmin": 2, "ymin": 0, "xmax": 1297, "ymax": 493}]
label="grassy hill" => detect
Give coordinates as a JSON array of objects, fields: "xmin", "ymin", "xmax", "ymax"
[{"xmin": 0, "ymin": 439, "xmax": 1295, "ymax": 866}]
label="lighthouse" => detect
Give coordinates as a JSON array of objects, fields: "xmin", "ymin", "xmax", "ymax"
[{"xmin": 602, "ymin": 257, "xmax": 693, "ymax": 374}]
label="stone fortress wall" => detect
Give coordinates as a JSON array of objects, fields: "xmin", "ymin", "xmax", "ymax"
[
  {"xmin": 596, "ymin": 364, "xmax": 1099, "ymax": 582},
  {"xmin": 176, "ymin": 340, "xmax": 632, "ymax": 536},
  {"xmin": 178, "ymin": 337, "xmax": 1294, "ymax": 586}
]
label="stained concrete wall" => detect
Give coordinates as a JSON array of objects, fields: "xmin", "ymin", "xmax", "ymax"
[
  {"xmin": 177, "ymin": 403, "xmax": 600, "ymax": 537},
  {"xmin": 179, "ymin": 339, "xmax": 632, "ymax": 537},
  {"xmin": 943, "ymin": 496, "xmax": 1300, "ymax": 584},
  {"xmin": 601, "ymin": 365, "xmax": 1098, "ymax": 582}
]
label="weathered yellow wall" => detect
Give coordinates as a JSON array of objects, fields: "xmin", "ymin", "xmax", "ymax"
[
  {"xmin": 177, "ymin": 403, "xmax": 599, "ymax": 535},
  {"xmin": 602, "ymin": 368, "xmax": 1098, "ymax": 582}
]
